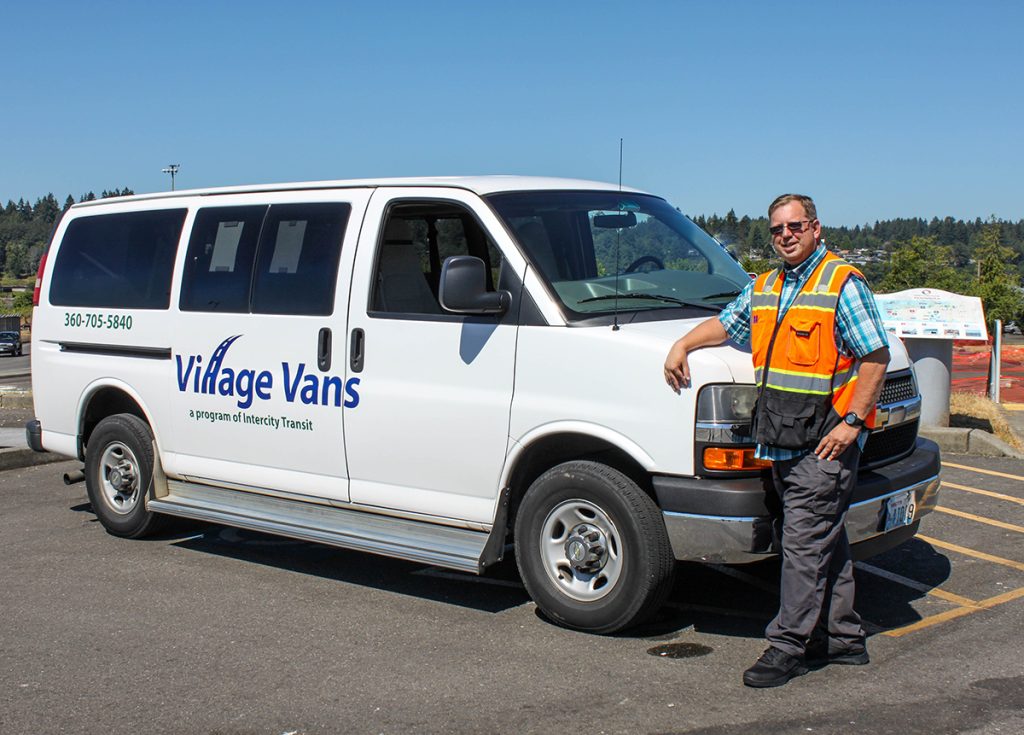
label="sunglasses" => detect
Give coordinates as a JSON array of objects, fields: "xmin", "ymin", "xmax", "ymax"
[{"xmin": 769, "ymin": 220, "xmax": 814, "ymax": 236}]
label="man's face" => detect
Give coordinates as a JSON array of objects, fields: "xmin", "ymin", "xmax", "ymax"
[{"xmin": 769, "ymin": 201, "xmax": 821, "ymax": 267}]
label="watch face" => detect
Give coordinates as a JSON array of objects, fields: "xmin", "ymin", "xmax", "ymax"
[{"xmin": 845, "ymin": 412, "xmax": 860, "ymax": 426}]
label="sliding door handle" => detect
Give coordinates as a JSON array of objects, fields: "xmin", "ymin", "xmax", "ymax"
[
  {"xmin": 317, "ymin": 327, "xmax": 332, "ymax": 372},
  {"xmin": 350, "ymin": 328, "xmax": 365, "ymax": 373}
]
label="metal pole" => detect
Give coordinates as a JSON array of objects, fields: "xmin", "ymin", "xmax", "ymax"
[
  {"xmin": 991, "ymin": 320, "xmax": 1002, "ymax": 403},
  {"xmin": 162, "ymin": 164, "xmax": 180, "ymax": 191}
]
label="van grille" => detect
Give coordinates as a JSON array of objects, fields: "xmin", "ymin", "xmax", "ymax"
[
  {"xmin": 878, "ymin": 371, "xmax": 915, "ymax": 404},
  {"xmin": 861, "ymin": 371, "xmax": 920, "ymax": 468},
  {"xmin": 863, "ymin": 420, "xmax": 918, "ymax": 466}
]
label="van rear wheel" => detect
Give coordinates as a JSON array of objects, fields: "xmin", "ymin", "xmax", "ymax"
[
  {"xmin": 514, "ymin": 461, "xmax": 675, "ymax": 634},
  {"xmin": 85, "ymin": 413, "xmax": 165, "ymax": 538}
]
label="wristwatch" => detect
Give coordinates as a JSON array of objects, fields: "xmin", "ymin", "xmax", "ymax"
[{"xmin": 843, "ymin": 411, "xmax": 865, "ymax": 428}]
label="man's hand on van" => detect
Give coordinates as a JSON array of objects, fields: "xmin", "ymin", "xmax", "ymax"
[
  {"xmin": 664, "ymin": 341, "xmax": 692, "ymax": 392},
  {"xmin": 664, "ymin": 318, "xmax": 730, "ymax": 392}
]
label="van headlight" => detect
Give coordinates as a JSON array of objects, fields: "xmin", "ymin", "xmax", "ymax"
[
  {"xmin": 696, "ymin": 384, "xmax": 758, "ymax": 424},
  {"xmin": 695, "ymin": 384, "xmax": 769, "ymax": 473}
]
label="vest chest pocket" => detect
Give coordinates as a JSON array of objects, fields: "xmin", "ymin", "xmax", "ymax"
[{"xmin": 786, "ymin": 319, "xmax": 820, "ymax": 366}]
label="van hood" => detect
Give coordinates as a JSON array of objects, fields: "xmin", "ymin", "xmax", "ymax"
[
  {"xmin": 623, "ymin": 317, "xmax": 912, "ymax": 384},
  {"xmin": 623, "ymin": 318, "xmax": 755, "ymax": 385}
]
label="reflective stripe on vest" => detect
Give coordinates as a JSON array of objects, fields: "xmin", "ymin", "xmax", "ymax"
[{"xmin": 750, "ymin": 252, "xmax": 872, "ymax": 423}]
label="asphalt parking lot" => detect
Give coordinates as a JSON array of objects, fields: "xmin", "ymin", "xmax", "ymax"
[{"xmin": 1, "ymin": 454, "xmax": 1022, "ymax": 735}]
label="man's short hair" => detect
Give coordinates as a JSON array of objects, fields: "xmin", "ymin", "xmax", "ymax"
[{"xmin": 769, "ymin": 194, "xmax": 817, "ymax": 221}]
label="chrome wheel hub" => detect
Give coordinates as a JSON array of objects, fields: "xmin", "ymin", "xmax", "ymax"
[
  {"xmin": 540, "ymin": 499, "xmax": 623, "ymax": 602},
  {"xmin": 98, "ymin": 442, "xmax": 142, "ymax": 515},
  {"xmin": 564, "ymin": 523, "xmax": 608, "ymax": 574}
]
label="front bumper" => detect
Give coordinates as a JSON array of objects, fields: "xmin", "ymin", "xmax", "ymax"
[{"xmin": 658, "ymin": 438, "xmax": 941, "ymax": 564}]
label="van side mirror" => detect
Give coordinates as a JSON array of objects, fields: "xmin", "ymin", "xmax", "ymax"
[{"xmin": 439, "ymin": 256, "xmax": 510, "ymax": 315}]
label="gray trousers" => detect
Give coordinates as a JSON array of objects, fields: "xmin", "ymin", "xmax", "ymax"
[{"xmin": 766, "ymin": 444, "xmax": 864, "ymax": 657}]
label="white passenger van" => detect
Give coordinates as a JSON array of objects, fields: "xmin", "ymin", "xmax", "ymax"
[{"xmin": 29, "ymin": 177, "xmax": 940, "ymax": 633}]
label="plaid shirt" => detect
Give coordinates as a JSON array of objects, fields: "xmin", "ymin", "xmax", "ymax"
[{"xmin": 718, "ymin": 246, "xmax": 888, "ymax": 461}]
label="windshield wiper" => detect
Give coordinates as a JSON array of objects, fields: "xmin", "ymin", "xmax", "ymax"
[
  {"xmin": 578, "ymin": 292, "xmax": 723, "ymax": 312},
  {"xmin": 702, "ymin": 289, "xmax": 742, "ymax": 299}
]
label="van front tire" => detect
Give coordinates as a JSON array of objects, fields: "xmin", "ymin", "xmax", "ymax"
[
  {"xmin": 514, "ymin": 461, "xmax": 675, "ymax": 634},
  {"xmin": 85, "ymin": 414, "xmax": 164, "ymax": 538}
]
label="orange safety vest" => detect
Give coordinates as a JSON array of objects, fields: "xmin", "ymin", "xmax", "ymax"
[{"xmin": 749, "ymin": 251, "xmax": 876, "ymax": 449}]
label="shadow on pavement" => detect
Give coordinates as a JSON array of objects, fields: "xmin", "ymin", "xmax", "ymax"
[
  {"xmin": 67, "ymin": 500, "xmax": 954, "ymax": 639},
  {"xmin": 170, "ymin": 523, "xmax": 531, "ymax": 615}
]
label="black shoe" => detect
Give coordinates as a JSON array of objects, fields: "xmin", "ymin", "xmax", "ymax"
[
  {"xmin": 805, "ymin": 641, "xmax": 870, "ymax": 667},
  {"xmin": 742, "ymin": 647, "xmax": 809, "ymax": 688}
]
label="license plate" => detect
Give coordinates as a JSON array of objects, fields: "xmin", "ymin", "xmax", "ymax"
[{"xmin": 884, "ymin": 490, "xmax": 916, "ymax": 532}]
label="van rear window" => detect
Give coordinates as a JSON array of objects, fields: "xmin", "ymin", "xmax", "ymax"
[
  {"xmin": 179, "ymin": 203, "xmax": 350, "ymax": 315},
  {"xmin": 251, "ymin": 203, "xmax": 350, "ymax": 315},
  {"xmin": 180, "ymin": 205, "xmax": 267, "ymax": 312},
  {"xmin": 49, "ymin": 209, "xmax": 187, "ymax": 309}
]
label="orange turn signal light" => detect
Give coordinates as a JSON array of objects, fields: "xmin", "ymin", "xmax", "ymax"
[{"xmin": 703, "ymin": 447, "xmax": 772, "ymax": 471}]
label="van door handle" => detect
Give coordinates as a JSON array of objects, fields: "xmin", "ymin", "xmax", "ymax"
[
  {"xmin": 317, "ymin": 327, "xmax": 332, "ymax": 372},
  {"xmin": 350, "ymin": 328, "xmax": 365, "ymax": 373}
]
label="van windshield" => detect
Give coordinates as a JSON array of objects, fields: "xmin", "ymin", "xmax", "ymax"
[{"xmin": 486, "ymin": 191, "xmax": 751, "ymax": 322}]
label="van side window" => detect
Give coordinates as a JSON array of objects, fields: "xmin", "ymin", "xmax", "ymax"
[
  {"xmin": 372, "ymin": 202, "xmax": 502, "ymax": 316},
  {"xmin": 251, "ymin": 203, "xmax": 350, "ymax": 315},
  {"xmin": 180, "ymin": 206, "xmax": 266, "ymax": 312},
  {"xmin": 50, "ymin": 209, "xmax": 187, "ymax": 309}
]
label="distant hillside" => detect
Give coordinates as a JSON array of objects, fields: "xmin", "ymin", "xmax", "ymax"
[{"xmin": 690, "ymin": 210, "xmax": 1024, "ymax": 285}]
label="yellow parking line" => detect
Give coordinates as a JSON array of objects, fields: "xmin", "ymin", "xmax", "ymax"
[
  {"xmin": 918, "ymin": 535, "xmax": 1024, "ymax": 573},
  {"xmin": 1001, "ymin": 403, "xmax": 1024, "ymax": 412},
  {"xmin": 926, "ymin": 587, "xmax": 983, "ymax": 607},
  {"xmin": 943, "ymin": 461, "xmax": 1024, "ymax": 483},
  {"xmin": 855, "ymin": 562, "xmax": 979, "ymax": 607},
  {"xmin": 942, "ymin": 481, "xmax": 1024, "ymax": 506},
  {"xmin": 883, "ymin": 586, "xmax": 1024, "ymax": 637},
  {"xmin": 978, "ymin": 585, "xmax": 1024, "ymax": 607},
  {"xmin": 883, "ymin": 606, "xmax": 978, "ymax": 637},
  {"xmin": 934, "ymin": 506, "xmax": 1024, "ymax": 533}
]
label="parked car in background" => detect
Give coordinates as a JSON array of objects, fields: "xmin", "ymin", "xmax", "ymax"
[{"xmin": 0, "ymin": 331, "xmax": 22, "ymax": 356}]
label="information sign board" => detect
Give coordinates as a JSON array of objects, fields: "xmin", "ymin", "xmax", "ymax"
[{"xmin": 874, "ymin": 288, "xmax": 988, "ymax": 341}]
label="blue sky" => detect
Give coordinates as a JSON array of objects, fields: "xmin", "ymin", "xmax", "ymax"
[{"xmin": 3, "ymin": 1, "xmax": 1021, "ymax": 225}]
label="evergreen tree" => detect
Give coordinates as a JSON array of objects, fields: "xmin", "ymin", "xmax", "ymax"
[
  {"xmin": 720, "ymin": 208, "xmax": 740, "ymax": 242},
  {"xmin": 33, "ymin": 194, "xmax": 60, "ymax": 224},
  {"xmin": 101, "ymin": 187, "xmax": 134, "ymax": 198},
  {"xmin": 744, "ymin": 219, "xmax": 772, "ymax": 264},
  {"xmin": 4, "ymin": 242, "xmax": 30, "ymax": 279},
  {"xmin": 970, "ymin": 219, "xmax": 1024, "ymax": 326}
]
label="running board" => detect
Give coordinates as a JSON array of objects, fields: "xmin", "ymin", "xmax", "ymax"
[{"xmin": 148, "ymin": 480, "xmax": 490, "ymax": 574}]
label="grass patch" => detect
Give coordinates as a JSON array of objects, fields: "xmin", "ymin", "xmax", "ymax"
[{"xmin": 949, "ymin": 392, "xmax": 1023, "ymax": 449}]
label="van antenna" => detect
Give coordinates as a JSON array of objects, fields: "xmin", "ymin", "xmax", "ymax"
[{"xmin": 612, "ymin": 137, "xmax": 623, "ymax": 331}]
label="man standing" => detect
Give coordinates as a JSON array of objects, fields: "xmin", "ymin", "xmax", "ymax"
[{"xmin": 664, "ymin": 194, "xmax": 890, "ymax": 687}]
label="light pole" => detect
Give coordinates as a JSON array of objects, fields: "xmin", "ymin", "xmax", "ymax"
[{"xmin": 161, "ymin": 164, "xmax": 180, "ymax": 191}]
